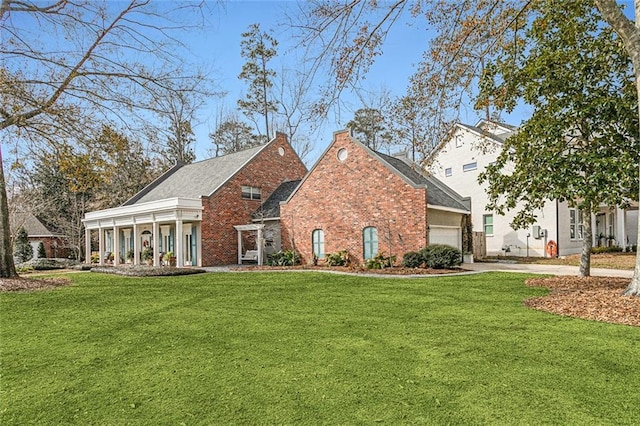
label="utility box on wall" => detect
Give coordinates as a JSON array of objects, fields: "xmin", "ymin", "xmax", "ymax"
[{"xmin": 532, "ymin": 226, "xmax": 547, "ymax": 239}]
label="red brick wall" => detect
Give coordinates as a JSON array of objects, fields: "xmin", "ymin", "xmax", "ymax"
[
  {"xmin": 280, "ymin": 130, "xmax": 428, "ymax": 265},
  {"xmin": 200, "ymin": 133, "xmax": 307, "ymax": 266}
]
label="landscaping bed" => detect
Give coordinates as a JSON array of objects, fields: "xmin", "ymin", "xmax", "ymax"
[
  {"xmin": 525, "ymin": 276, "xmax": 640, "ymax": 327},
  {"xmin": 235, "ymin": 264, "xmax": 463, "ymax": 275},
  {"xmin": 91, "ymin": 265, "xmax": 206, "ymax": 277}
]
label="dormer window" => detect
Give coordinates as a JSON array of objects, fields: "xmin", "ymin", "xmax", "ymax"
[{"xmin": 241, "ymin": 186, "xmax": 261, "ymax": 200}]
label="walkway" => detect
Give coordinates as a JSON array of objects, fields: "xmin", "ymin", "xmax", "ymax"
[
  {"xmin": 463, "ymin": 262, "xmax": 634, "ymax": 278},
  {"xmin": 202, "ymin": 262, "xmax": 635, "ymax": 279}
]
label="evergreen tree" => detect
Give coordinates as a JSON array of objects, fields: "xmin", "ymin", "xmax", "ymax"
[
  {"xmin": 238, "ymin": 23, "xmax": 278, "ymax": 141},
  {"xmin": 37, "ymin": 241, "xmax": 46, "ymax": 259},
  {"xmin": 13, "ymin": 227, "xmax": 33, "ymax": 263}
]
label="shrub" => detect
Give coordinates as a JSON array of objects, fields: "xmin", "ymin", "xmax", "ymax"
[
  {"xmin": 37, "ymin": 242, "xmax": 46, "ymax": 259},
  {"xmin": 402, "ymin": 251, "xmax": 424, "ymax": 268},
  {"xmin": 326, "ymin": 250, "xmax": 350, "ymax": 267},
  {"xmin": 13, "ymin": 227, "xmax": 33, "ymax": 263},
  {"xmin": 365, "ymin": 252, "xmax": 396, "ymax": 269},
  {"xmin": 141, "ymin": 247, "xmax": 154, "ymax": 262},
  {"xmin": 591, "ymin": 246, "xmax": 623, "ymax": 254},
  {"xmin": 91, "ymin": 253, "xmax": 100, "ymax": 264},
  {"xmin": 126, "ymin": 249, "xmax": 135, "ymax": 261},
  {"xmin": 421, "ymin": 244, "xmax": 462, "ymax": 269},
  {"xmin": 266, "ymin": 250, "xmax": 301, "ymax": 266}
]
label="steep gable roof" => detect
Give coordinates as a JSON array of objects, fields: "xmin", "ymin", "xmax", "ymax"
[
  {"xmin": 376, "ymin": 152, "xmax": 470, "ymax": 213},
  {"xmin": 10, "ymin": 212, "xmax": 59, "ymax": 237},
  {"xmin": 284, "ymin": 129, "xmax": 469, "ymax": 214},
  {"xmin": 252, "ymin": 179, "xmax": 301, "ymax": 220},
  {"xmin": 123, "ymin": 143, "xmax": 267, "ymax": 205}
]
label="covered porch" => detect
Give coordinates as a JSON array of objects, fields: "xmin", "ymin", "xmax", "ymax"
[
  {"xmin": 83, "ymin": 198, "xmax": 203, "ymax": 267},
  {"xmin": 593, "ymin": 202, "xmax": 639, "ymax": 250}
]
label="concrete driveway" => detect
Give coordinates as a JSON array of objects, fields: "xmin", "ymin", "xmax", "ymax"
[{"xmin": 463, "ymin": 261, "xmax": 634, "ymax": 278}]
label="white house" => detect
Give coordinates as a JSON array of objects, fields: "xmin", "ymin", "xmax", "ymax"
[{"xmin": 426, "ymin": 119, "xmax": 639, "ymax": 257}]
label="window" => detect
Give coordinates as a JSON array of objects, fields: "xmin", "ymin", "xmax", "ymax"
[
  {"xmin": 312, "ymin": 229, "xmax": 325, "ymax": 259},
  {"xmin": 463, "ymin": 162, "xmax": 477, "ymax": 172},
  {"xmin": 608, "ymin": 212, "xmax": 615, "ymax": 238},
  {"xmin": 483, "ymin": 214, "xmax": 494, "ymax": 236},
  {"xmin": 570, "ymin": 209, "xmax": 584, "ymax": 240},
  {"xmin": 455, "ymin": 137, "xmax": 463, "ymax": 148},
  {"xmin": 241, "ymin": 185, "xmax": 261, "ymax": 200},
  {"xmin": 445, "ymin": 167, "xmax": 452, "ymax": 177},
  {"xmin": 363, "ymin": 227, "xmax": 379, "ymax": 260}
]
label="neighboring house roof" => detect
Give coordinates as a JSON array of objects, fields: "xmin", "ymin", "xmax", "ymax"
[
  {"xmin": 252, "ymin": 180, "xmax": 302, "ymax": 220},
  {"xmin": 426, "ymin": 119, "xmax": 516, "ymax": 163},
  {"xmin": 376, "ymin": 152, "xmax": 470, "ymax": 213},
  {"xmin": 124, "ymin": 144, "xmax": 267, "ymax": 205},
  {"xmin": 10, "ymin": 212, "xmax": 60, "ymax": 237}
]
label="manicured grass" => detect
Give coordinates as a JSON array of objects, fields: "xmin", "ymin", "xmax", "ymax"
[{"xmin": 1, "ymin": 272, "xmax": 639, "ymax": 424}]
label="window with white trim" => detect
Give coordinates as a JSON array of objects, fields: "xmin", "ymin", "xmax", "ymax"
[
  {"xmin": 445, "ymin": 167, "xmax": 452, "ymax": 177},
  {"xmin": 241, "ymin": 185, "xmax": 261, "ymax": 200},
  {"xmin": 363, "ymin": 227, "xmax": 379, "ymax": 260},
  {"xmin": 463, "ymin": 162, "xmax": 477, "ymax": 172},
  {"xmin": 312, "ymin": 229, "xmax": 325, "ymax": 259},
  {"xmin": 483, "ymin": 214, "xmax": 494, "ymax": 236},
  {"xmin": 569, "ymin": 209, "xmax": 584, "ymax": 240}
]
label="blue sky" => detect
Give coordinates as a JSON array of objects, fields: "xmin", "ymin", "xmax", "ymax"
[
  {"xmin": 174, "ymin": 0, "xmax": 635, "ymax": 165},
  {"xmin": 187, "ymin": 0, "xmax": 441, "ymax": 164}
]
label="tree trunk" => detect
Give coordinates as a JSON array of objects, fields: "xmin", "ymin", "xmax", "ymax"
[
  {"xmin": 579, "ymin": 206, "xmax": 592, "ymax": 277},
  {"xmin": 0, "ymin": 153, "xmax": 18, "ymax": 278},
  {"xmin": 593, "ymin": 0, "xmax": 640, "ymax": 295},
  {"xmin": 623, "ymin": 165, "xmax": 640, "ymax": 296}
]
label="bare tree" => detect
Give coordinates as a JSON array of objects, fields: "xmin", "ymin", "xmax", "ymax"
[
  {"xmin": 273, "ymin": 66, "xmax": 317, "ymax": 161},
  {"xmin": 0, "ymin": 0, "xmax": 212, "ymax": 277}
]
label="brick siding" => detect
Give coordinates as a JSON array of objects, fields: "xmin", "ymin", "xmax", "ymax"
[
  {"xmin": 280, "ymin": 130, "xmax": 428, "ymax": 265},
  {"xmin": 201, "ymin": 134, "xmax": 307, "ymax": 266}
]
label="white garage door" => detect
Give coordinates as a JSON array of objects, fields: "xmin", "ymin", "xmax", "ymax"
[{"xmin": 429, "ymin": 227, "xmax": 461, "ymax": 250}]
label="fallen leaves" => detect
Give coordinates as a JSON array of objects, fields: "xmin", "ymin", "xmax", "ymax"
[
  {"xmin": 525, "ymin": 276, "xmax": 640, "ymax": 327},
  {"xmin": 0, "ymin": 277, "xmax": 71, "ymax": 292}
]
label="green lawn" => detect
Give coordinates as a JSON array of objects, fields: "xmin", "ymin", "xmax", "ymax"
[{"xmin": 1, "ymin": 272, "xmax": 639, "ymax": 425}]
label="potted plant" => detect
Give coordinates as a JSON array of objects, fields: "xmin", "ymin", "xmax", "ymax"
[
  {"xmin": 141, "ymin": 247, "xmax": 154, "ymax": 265},
  {"xmin": 126, "ymin": 249, "xmax": 135, "ymax": 264},
  {"xmin": 163, "ymin": 251, "xmax": 175, "ymax": 267}
]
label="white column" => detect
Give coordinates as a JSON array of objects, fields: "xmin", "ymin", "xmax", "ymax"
[
  {"xmin": 616, "ymin": 207, "xmax": 626, "ymax": 250},
  {"xmin": 113, "ymin": 225, "xmax": 119, "ymax": 266},
  {"xmin": 85, "ymin": 228, "xmax": 91, "ymax": 265},
  {"xmin": 257, "ymin": 227, "xmax": 263, "ymax": 266},
  {"xmin": 237, "ymin": 229, "xmax": 242, "ymax": 264},
  {"xmin": 133, "ymin": 221, "xmax": 139, "ymax": 266},
  {"xmin": 153, "ymin": 220, "xmax": 160, "ymax": 267},
  {"xmin": 175, "ymin": 219, "xmax": 183, "ymax": 267},
  {"xmin": 196, "ymin": 223, "xmax": 202, "ymax": 267},
  {"xmin": 98, "ymin": 228, "xmax": 104, "ymax": 266}
]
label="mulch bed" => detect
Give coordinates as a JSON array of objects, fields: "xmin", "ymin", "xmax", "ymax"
[
  {"xmin": 525, "ymin": 276, "xmax": 640, "ymax": 327},
  {"xmin": 233, "ymin": 265, "xmax": 463, "ymax": 275},
  {"xmin": 0, "ymin": 277, "xmax": 72, "ymax": 292}
]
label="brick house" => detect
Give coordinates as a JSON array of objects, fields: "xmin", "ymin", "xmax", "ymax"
[
  {"xmin": 280, "ymin": 130, "xmax": 471, "ymax": 265},
  {"xmin": 83, "ymin": 133, "xmax": 307, "ymax": 267},
  {"xmin": 10, "ymin": 212, "xmax": 72, "ymax": 259}
]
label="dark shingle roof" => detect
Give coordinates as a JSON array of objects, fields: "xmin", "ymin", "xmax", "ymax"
[
  {"xmin": 124, "ymin": 144, "xmax": 266, "ymax": 205},
  {"xmin": 10, "ymin": 212, "xmax": 59, "ymax": 236},
  {"xmin": 376, "ymin": 152, "xmax": 470, "ymax": 212},
  {"xmin": 252, "ymin": 180, "xmax": 302, "ymax": 220}
]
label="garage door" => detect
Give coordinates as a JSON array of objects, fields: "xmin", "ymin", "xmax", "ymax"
[{"xmin": 429, "ymin": 226, "xmax": 461, "ymax": 250}]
